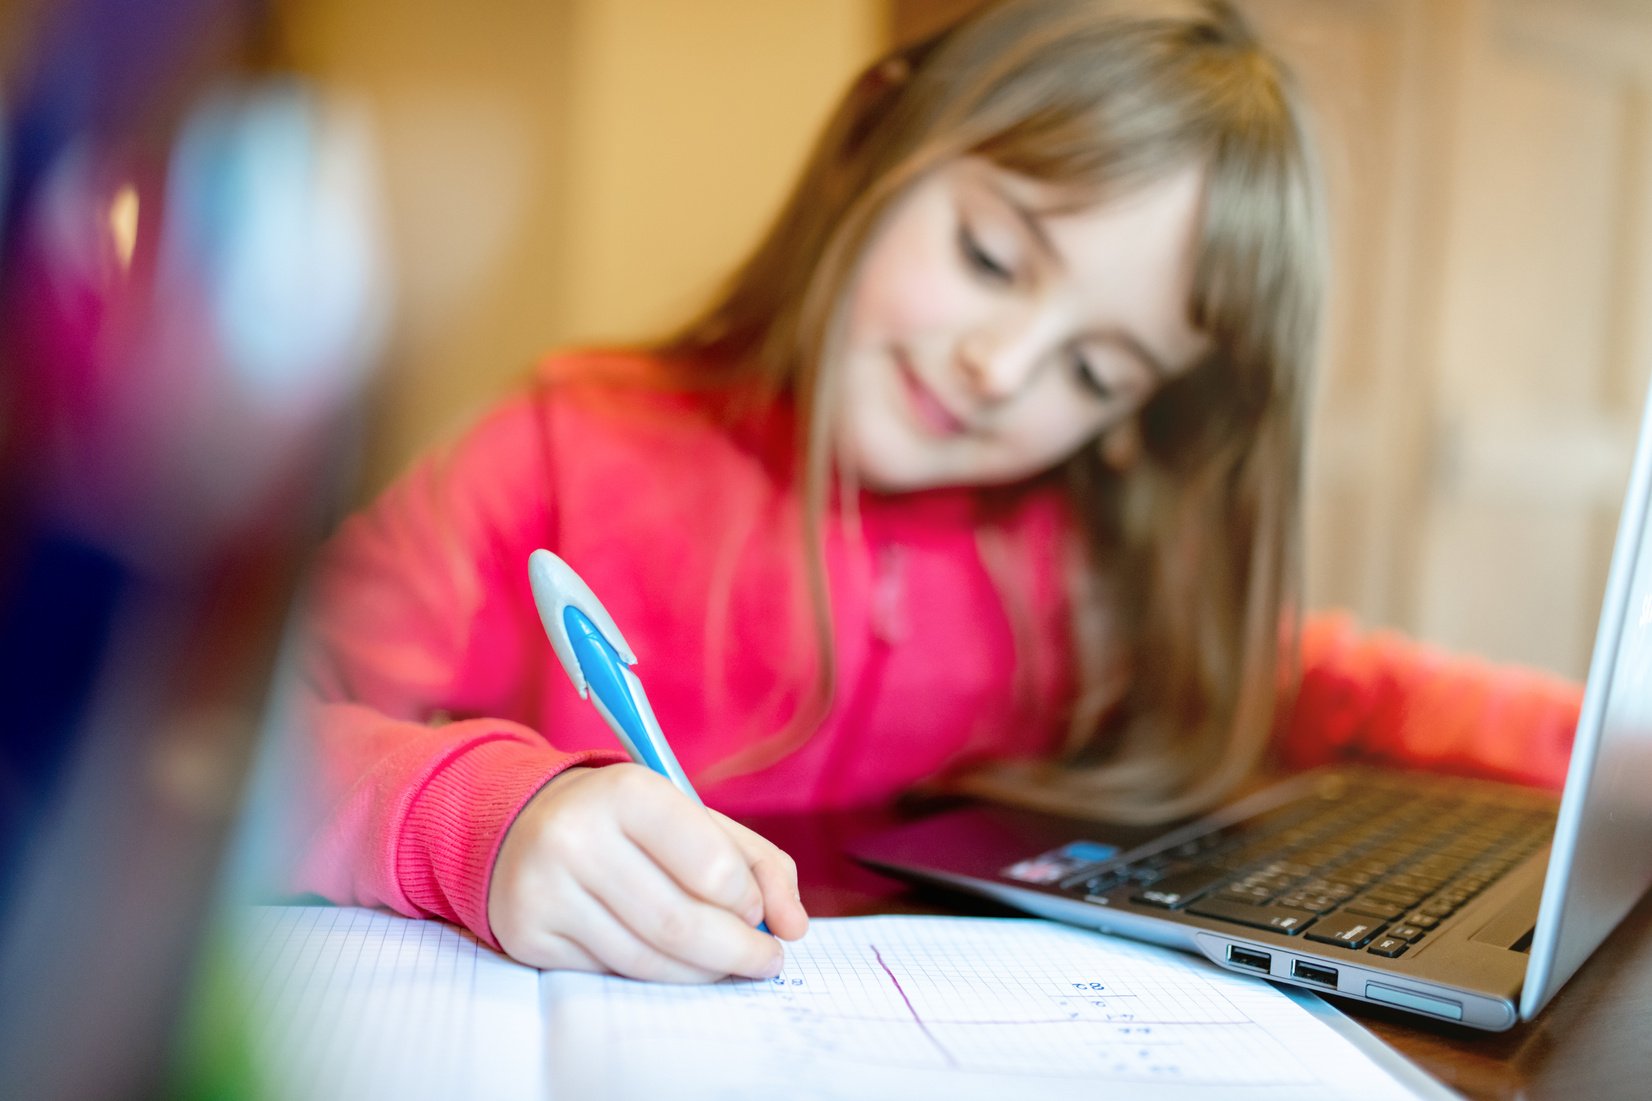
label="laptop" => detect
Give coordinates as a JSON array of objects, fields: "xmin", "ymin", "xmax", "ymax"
[{"xmin": 853, "ymin": 384, "xmax": 1652, "ymax": 1033}]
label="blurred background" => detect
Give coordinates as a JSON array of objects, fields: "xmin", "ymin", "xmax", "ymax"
[
  {"xmin": 1, "ymin": 0, "xmax": 1650, "ymax": 1097},
  {"xmin": 264, "ymin": 0, "xmax": 1652, "ymax": 681}
]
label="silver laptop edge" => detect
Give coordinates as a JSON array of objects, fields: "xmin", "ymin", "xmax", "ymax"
[{"xmin": 1521, "ymin": 374, "xmax": 1652, "ymax": 1019}]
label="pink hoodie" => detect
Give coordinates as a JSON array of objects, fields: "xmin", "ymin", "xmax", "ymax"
[{"xmin": 289, "ymin": 351, "xmax": 1582, "ymax": 948}]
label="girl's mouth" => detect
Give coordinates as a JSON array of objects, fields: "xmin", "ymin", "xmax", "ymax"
[{"xmin": 895, "ymin": 353, "xmax": 967, "ymax": 437}]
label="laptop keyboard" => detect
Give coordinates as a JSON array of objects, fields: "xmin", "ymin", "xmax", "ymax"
[{"xmin": 1060, "ymin": 785, "xmax": 1553, "ymax": 959}]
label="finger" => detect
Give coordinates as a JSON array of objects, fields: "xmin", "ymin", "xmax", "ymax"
[
  {"xmin": 710, "ymin": 811, "xmax": 811, "ymax": 941},
  {"xmin": 584, "ymin": 831, "xmax": 786, "ymax": 980},
  {"xmin": 489, "ymin": 857, "xmax": 639, "ymax": 975},
  {"xmin": 501, "ymin": 926, "xmax": 606, "ymax": 973},
  {"xmin": 613, "ymin": 773, "xmax": 764, "ymax": 918},
  {"xmin": 558, "ymin": 880, "xmax": 728, "ymax": 984}
]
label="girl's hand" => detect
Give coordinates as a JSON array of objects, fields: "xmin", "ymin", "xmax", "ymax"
[{"xmin": 486, "ymin": 763, "xmax": 809, "ymax": 981}]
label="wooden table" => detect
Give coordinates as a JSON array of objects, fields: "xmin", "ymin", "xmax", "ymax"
[{"xmin": 744, "ymin": 806, "xmax": 1652, "ymax": 1100}]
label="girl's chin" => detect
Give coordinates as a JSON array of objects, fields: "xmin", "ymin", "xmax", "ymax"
[
  {"xmin": 842, "ymin": 421, "xmax": 990, "ymax": 493},
  {"xmin": 874, "ymin": 445, "xmax": 959, "ymax": 493},
  {"xmin": 850, "ymin": 463, "xmax": 934, "ymax": 496}
]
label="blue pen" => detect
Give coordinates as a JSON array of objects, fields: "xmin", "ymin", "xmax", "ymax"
[{"xmin": 527, "ymin": 549, "xmax": 771, "ymax": 934}]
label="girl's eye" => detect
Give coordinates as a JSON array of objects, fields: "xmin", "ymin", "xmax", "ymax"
[
  {"xmin": 957, "ymin": 222, "xmax": 1014, "ymax": 283},
  {"xmin": 1071, "ymin": 350, "xmax": 1116, "ymax": 401}
]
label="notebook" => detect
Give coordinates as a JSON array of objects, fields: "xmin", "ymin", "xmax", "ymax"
[
  {"xmin": 852, "ymin": 379, "xmax": 1652, "ymax": 1032},
  {"xmin": 233, "ymin": 904, "xmax": 1453, "ymax": 1099}
]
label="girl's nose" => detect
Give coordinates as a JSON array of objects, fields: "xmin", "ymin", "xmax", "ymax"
[{"xmin": 957, "ymin": 317, "xmax": 1045, "ymax": 403}]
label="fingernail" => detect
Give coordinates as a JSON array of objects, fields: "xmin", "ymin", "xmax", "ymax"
[
  {"xmin": 745, "ymin": 902, "xmax": 764, "ymax": 927},
  {"xmin": 760, "ymin": 950, "xmax": 783, "ymax": 979}
]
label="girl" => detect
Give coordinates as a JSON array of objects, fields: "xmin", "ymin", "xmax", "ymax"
[{"xmin": 291, "ymin": 0, "xmax": 1582, "ymax": 984}]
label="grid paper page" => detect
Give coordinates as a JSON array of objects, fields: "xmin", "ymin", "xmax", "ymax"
[
  {"xmin": 545, "ymin": 915, "xmax": 1439, "ymax": 1101},
  {"xmin": 235, "ymin": 906, "xmax": 540, "ymax": 1101}
]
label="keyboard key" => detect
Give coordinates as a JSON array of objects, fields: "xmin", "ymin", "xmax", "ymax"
[
  {"xmin": 1131, "ymin": 866, "xmax": 1231, "ymax": 908},
  {"xmin": 1385, "ymin": 873, "xmax": 1436, "ymax": 894},
  {"xmin": 1242, "ymin": 871, "xmax": 1299, "ymax": 893},
  {"xmin": 1303, "ymin": 910, "xmax": 1388, "ymax": 949},
  {"xmin": 1344, "ymin": 856, "xmax": 1396, "ymax": 876},
  {"xmin": 1388, "ymin": 924, "xmax": 1426, "ymax": 942},
  {"xmin": 1296, "ymin": 879, "xmax": 1357, "ymax": 901},
  {"xmin": 1214, "ymin": 882, "xmax": 1279, "ymax": 904},
  {"xmin": 1277, "ymin": 891, "xmax": 1346, "ymax": 914},
  {"xmin": 1343, "ymin": 896, "xmax": 1407, "ymax": 921},
  {"xmin": 1077, "ymin": 873, "xmax": 1126, "ymax": 896},
  {"xmin": 1185, "ymin": 897, "xmax": 1319, "ymax": 934},
  {"xmin": 1367, "ymin": 936, "xmax": 1409, "ymax": 958}
]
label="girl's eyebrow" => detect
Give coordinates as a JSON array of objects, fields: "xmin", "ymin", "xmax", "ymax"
[
  {"xmin": 982, "ymin": 174, "xmax": 1182, "ymax": 381},
  {"xmin": 984, "ymin": 179, "xmax": 1065, "ymax": 270}
]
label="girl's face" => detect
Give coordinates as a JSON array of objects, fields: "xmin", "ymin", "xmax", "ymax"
[{"xmin": 835, "ymin": 157, "xmax": 1211, "ymax": 493}]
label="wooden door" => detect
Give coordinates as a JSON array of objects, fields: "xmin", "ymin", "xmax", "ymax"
[{"xmin": 1251, "ymin": 0, "xmax": 1652, "ymax": 678}]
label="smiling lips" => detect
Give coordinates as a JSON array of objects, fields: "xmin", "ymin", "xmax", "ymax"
[{"xmin": 896, "ymin": 354, "xmax": 968, "ymax": 437}]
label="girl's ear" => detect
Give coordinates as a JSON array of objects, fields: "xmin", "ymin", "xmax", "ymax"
[{"xmin": 1099, "ymin": 419, "xmax": 1142, "ymax": 471}]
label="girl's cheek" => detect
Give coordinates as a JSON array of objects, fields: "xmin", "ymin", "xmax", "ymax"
[
  {"xmin": 875, "ymin": 261, "xmax": 978, "ymax": 335},
  {"xmin": 851, "ymin": 207, "xmax": 977, "ymax": 338}
]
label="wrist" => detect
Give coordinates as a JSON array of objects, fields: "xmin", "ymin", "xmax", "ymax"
[{"xmin": 400, "ymin": 739, "xmax": 627, "ymax": 948}]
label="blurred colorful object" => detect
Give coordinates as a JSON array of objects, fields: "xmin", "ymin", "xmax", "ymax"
[{"xmin": 0, "ymin": 1, "xmax": 392, "ymax": 1097}]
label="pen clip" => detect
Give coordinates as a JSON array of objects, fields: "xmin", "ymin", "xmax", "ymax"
[{"xmin": 527, "ymin": 548, "xmax": 638, "ymax": 698}]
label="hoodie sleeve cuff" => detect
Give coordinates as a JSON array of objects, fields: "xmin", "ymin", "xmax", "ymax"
[{"xmin": 395, "ymin": 734, "xmax": 630, "ymax": 949}]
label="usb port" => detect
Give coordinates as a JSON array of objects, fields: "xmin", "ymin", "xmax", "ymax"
[
  {"xmin": 1292, "ymin": 960, "xmax": 1339, "ymax": 987},
  {"xmin": 1226, "ymin": 945, "xmax": 1272, "ymax": 972}
]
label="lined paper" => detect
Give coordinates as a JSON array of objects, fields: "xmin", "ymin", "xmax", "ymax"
[
  {"xmin": 235, "ymin": 906, "xmax": 540, "ymax": 1101},
  {"xmin": 236, "ymin": 908, "xmax": 1446, "ymax": 1100}
]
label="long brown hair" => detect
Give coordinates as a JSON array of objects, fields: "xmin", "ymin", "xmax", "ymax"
[{"xmin": 661, "ymin": 0, "xmax": 1324, "ymax": 818}]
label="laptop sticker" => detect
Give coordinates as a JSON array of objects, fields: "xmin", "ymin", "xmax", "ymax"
[{"xmin": 1003, "ymin": 841, "xmax": 1120, "ymax": 885}]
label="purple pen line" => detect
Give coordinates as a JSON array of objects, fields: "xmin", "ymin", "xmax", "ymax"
[{"xmin": 870, "ymin": 944, "xmax": 959, "ymax": 1069}]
